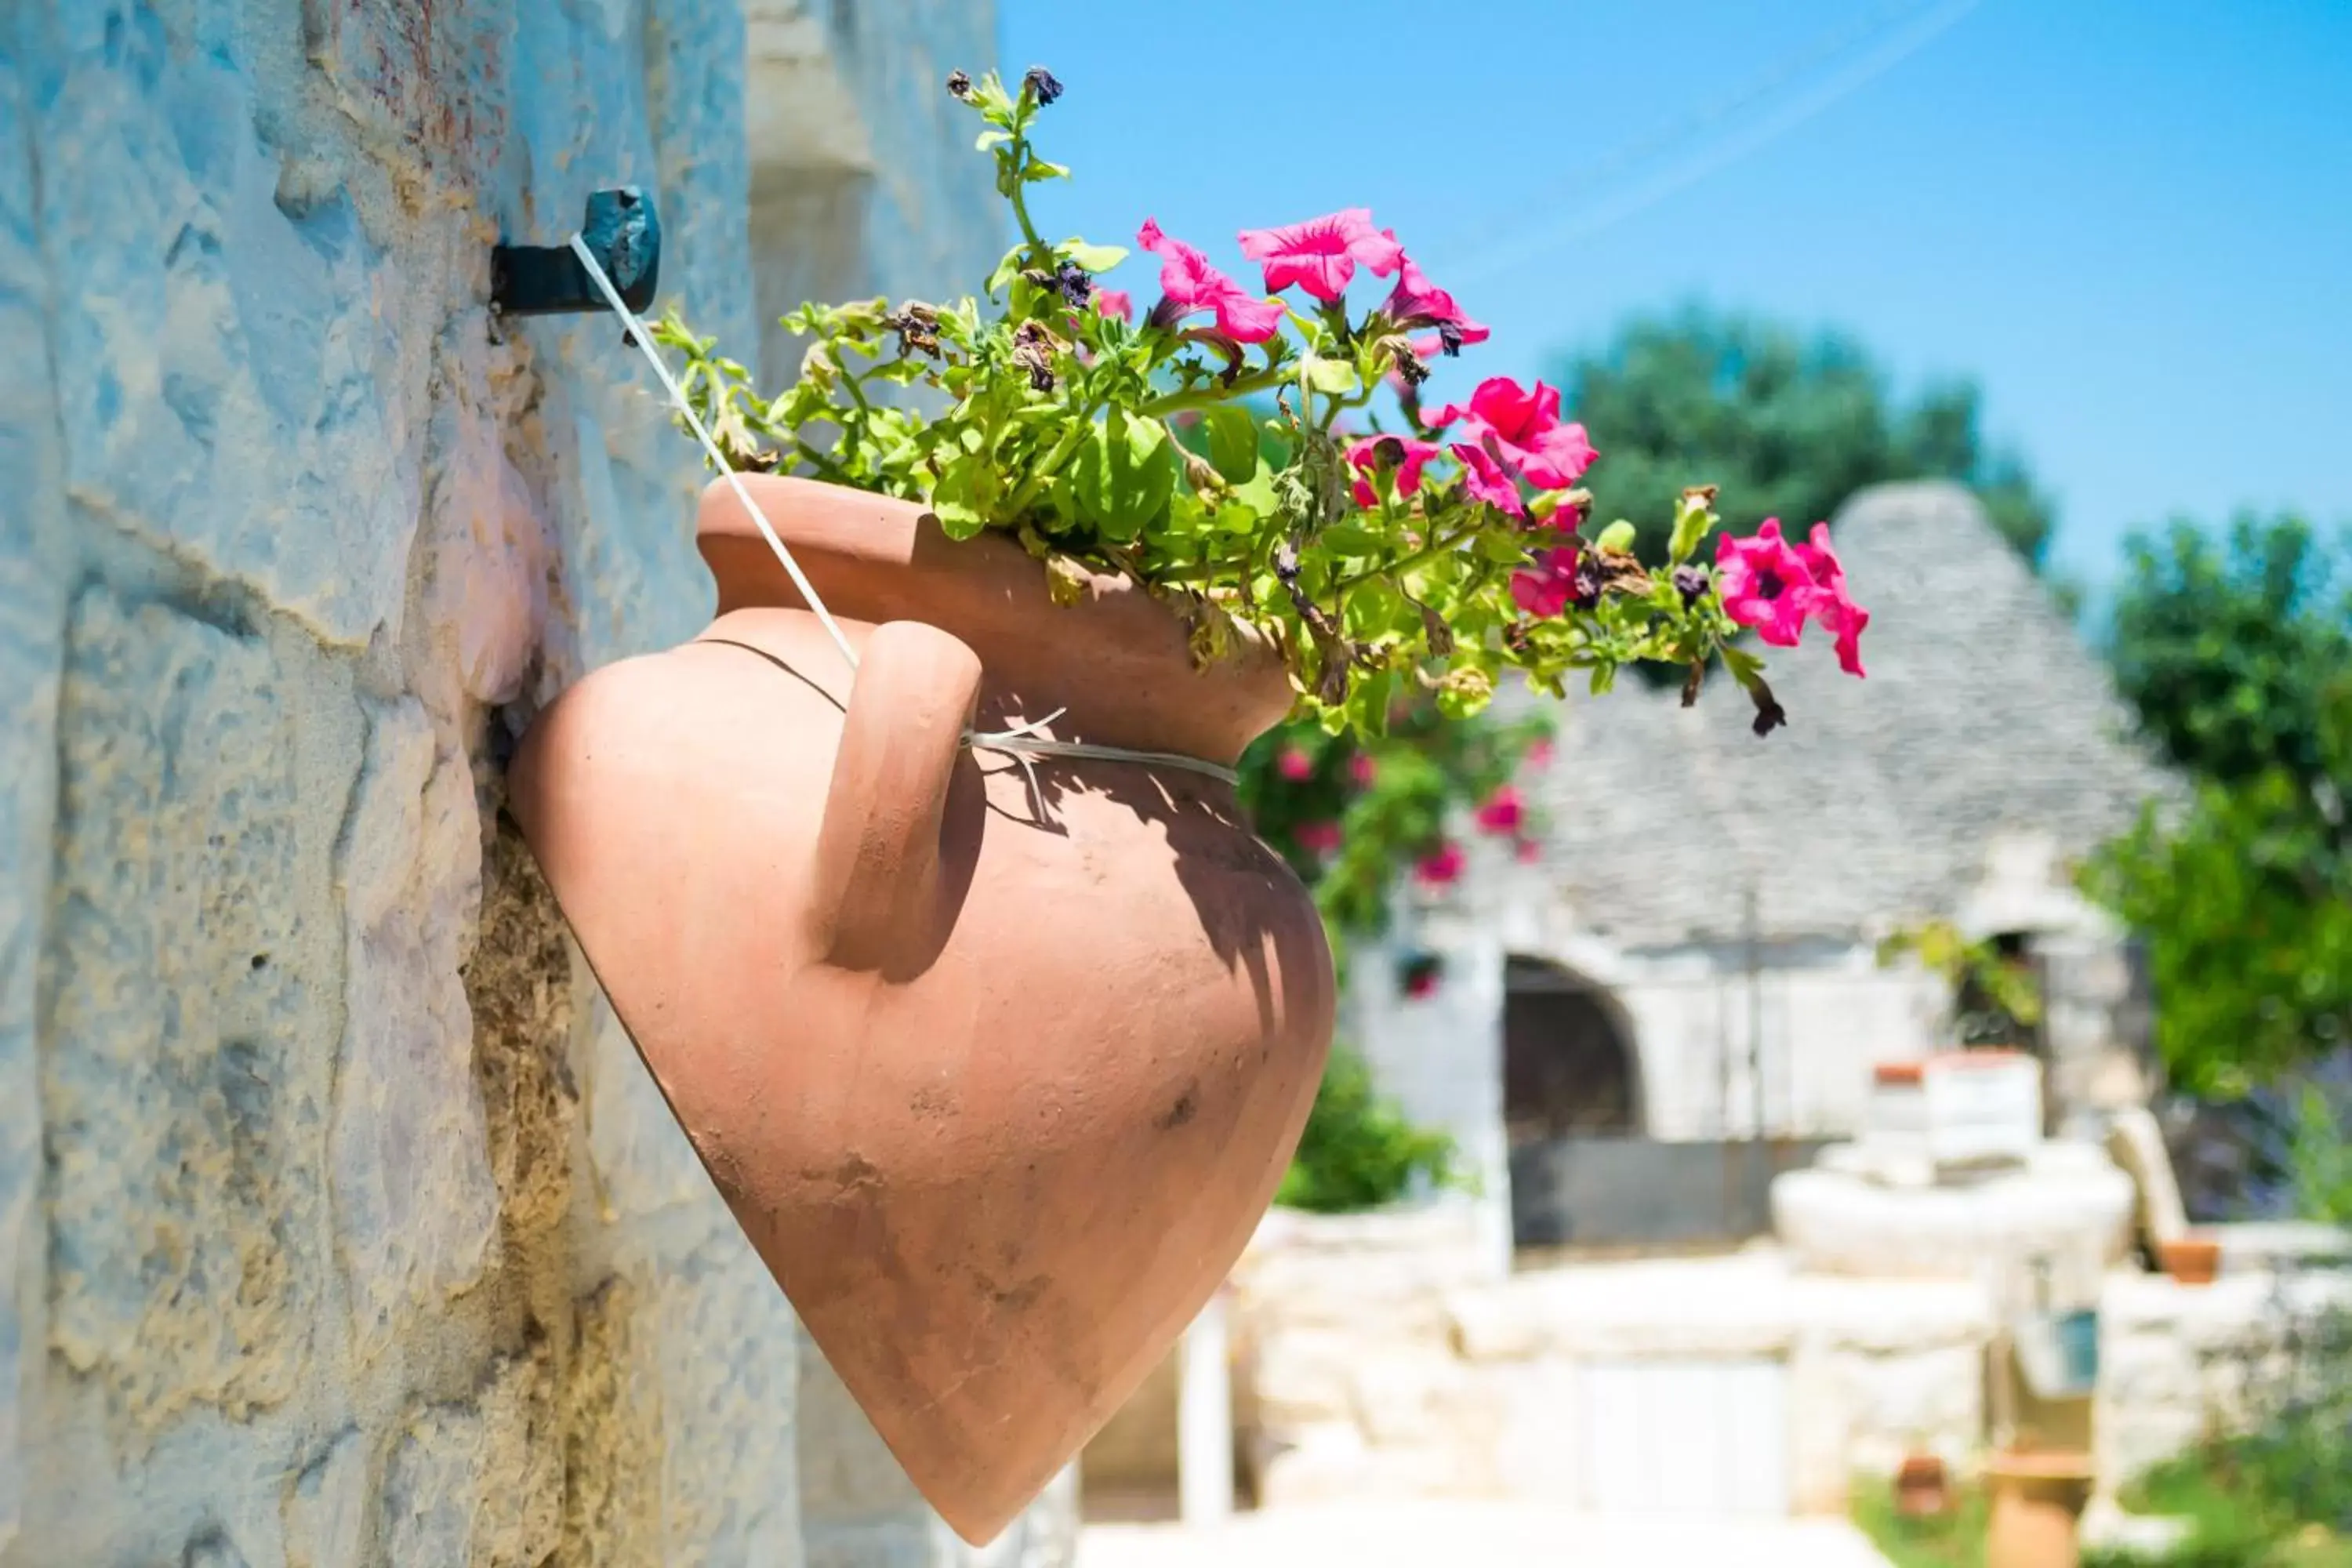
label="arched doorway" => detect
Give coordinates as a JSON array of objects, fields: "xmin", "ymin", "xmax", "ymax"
[{"xmin": 1503, "ymin": 955, "xmax": 1640, "ymax": 1143}]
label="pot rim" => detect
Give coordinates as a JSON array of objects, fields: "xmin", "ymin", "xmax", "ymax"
[{"xmin": 695, "ymin": 474, "xmax": 1296, "ymax": 766}]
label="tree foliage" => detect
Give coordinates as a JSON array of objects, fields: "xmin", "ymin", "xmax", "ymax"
[
  {"xmin": 2085, "ymin": 514, "xmax": 2352, "ymax": 1098},
  {"xmin": 1552, "ymin": 305, "xmax": 2056, "ymax": 572}
]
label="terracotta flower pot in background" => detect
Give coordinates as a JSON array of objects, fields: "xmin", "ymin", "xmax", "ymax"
[
  {"xmin": 2159, "ymin": 1236, "xmax": 2222, "ymax": 1287},
  {"xmin": 508, "ymin": 475, "xmax": 1335, "ymax": 1543},
  {"xmin": 1984, "ymin": 1448, "xmax": 2096, "ymax": 1568},
  {"xmin": 1894, "ymin": 1453, "xmax": 1951, "ymax": 1517}
]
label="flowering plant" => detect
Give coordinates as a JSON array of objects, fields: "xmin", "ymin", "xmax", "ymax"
[
  {"xmin": 1240, "ymin": 699, "xmax": 1551, "ymax": 946},
  {"xmin": 653, "ymin": 66, "xmax": 1868, "ymax": 738}
]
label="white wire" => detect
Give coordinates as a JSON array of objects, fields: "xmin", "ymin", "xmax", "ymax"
[
  {"xmin": 559, "ymin": 236, "xmax": 1241, "ymax": 789},
  {"xmin": 568, "ymin": 234, "xmax": 862, "ymax": 673}
]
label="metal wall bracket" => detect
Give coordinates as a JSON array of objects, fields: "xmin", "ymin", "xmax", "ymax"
[{"xmin": 492, "ymin": 187, "xmax": 661, "ymax": 318}]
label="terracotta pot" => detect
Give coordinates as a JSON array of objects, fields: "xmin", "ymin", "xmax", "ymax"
[
  {"xmin": 1983, "ymin": 1448, "xmax": 2095, "ymax": 1568},
  {"xmin": 2159, "ymin": 1236, "xmax": 2222, "ymax": 1286},
  {"xmin": 507, "ymin": 476, "xmax": 1334, "ymax": 1543},
  {"xmin": 1893, "ymin": 1453, "xmax": 1951, "ymax": 1517}
]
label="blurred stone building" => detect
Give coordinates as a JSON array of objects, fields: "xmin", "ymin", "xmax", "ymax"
[
  {"xmin": 1352, "ymin": 481, "xmax": 2172, "ymax": 1270},
  {"xmin": 2, "ymin": 2, "xmax": 1066, "ymax": 1563}
]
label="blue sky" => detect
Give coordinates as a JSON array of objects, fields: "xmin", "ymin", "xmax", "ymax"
[{"xmin": 996, "ymin": 0, "xmax": 2352, "ymax": 600}]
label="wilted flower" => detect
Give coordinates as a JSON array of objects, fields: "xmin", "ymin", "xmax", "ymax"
[
  {"xmin": 1379, "ymin": 255, "xmax": 1490, "ymax": 351},
  {"xmin": 1024, "ymin": 66, "xmax": 1064, "ymax": 105},
  {"xmin": 945, "ymin": 69, "xmax": 973, "ymax": 100}
]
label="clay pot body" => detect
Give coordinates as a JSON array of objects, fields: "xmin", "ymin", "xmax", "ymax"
[{"xmin": 507, "ymin": 477, "xmax": 1334, "ymax": 1542}]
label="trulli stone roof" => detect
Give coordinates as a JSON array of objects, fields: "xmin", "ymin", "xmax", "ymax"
[{"xmin": 1501, "ymin": 481, "xmax": 2172, "ymax": 950}]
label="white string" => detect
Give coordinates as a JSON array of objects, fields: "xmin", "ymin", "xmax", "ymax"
[{"xmin": 562, "ymin": 234, "xmax": 1241, "ymax": 789}]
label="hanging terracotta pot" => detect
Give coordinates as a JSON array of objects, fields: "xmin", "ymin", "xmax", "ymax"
[{"xmin": 507, "ymin": 475, "xmax": 1335, "ymax": 1542}]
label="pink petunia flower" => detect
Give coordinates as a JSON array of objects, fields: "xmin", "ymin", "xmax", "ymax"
[
  {"xmin": 1294, "ymin": 819, "xmax": 1343, "ymax": 855},
  {"xmin": 1276, "ymin": 746, "xmax": 1315, "ymax": 782},
  {"xmin": 1715, "ymin": 520, "xmax": 1817, "ymax": 649},
  {"xmin": 1795, "ymin": 521, "xmax": 1870, "ymax": 678},
  {"xmin": 1380, "ymin": 254, "xmax": 1490, "ymax": 354},
  {"xmin": 1414, "ymin": 841, "xmax": 1466, "ymax": 888},
  {"xmin": 1450, "ymin": 441, "xmax": 1525, "ymax": 517},
  {"xmin": 1509, "ymin": 546, "xmax": 1590, "ymax": 619},
  {"xmin": 1474, "ymin": 784, "xmax": 1525, "ymax": 837},
  {"xmin": 1426, "ymin": 377, "xmax": 1598, "ymax": 490},
  {"xmin": 1138, "ymin": 219, "xmax": 1287, "ymax": 343},
  {"xmin": 1524, "ymin": 737, "xmax": 1555, "ymax": 770},
  {"xmin": 1345, "ymin": 434, "xmax": 1443, "ymax": 508},
  {"xmin": 1236, "ymin": 209, "xmax": 1404, "ymax": 303},
  {"xmin": 1349, "ymin": 753, "xmax": 1378, "ymax": 788},
  {"xmin": 1094, "ymin": 287, "xmax": 1134, "ymax": 322},
  {"xmin": 1515, "ymin": 838, "xmax": 1542, "ymax": 866}
]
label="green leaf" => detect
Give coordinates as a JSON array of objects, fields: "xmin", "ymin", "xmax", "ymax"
[
  {"xmin": 1317, "ymin": 522, "xmax": 1385, "ymax": 554},
  {"xmin": 928, "ymin": 453, "xmax": 999, "ymax": 541},
  {"xmin": 1667, "ymin": 488, "xmax": 1716, "ymax": 564},
  {"xmin": 1719, "ymin": 643, "xmax": 1765, "ymax": 683},
  {"xmin": 1595, "ymin": 519, "xmax": 1639, "ymax": 554},
  {"xmin": 1202, "ymin": 407, "xmax": 1261, "ymax": 485},
  {"xmin": 1072, "ymin": 408, "xmax": 1175, "ymax": 542},
  {"xmin": 1345, "ymin": 579, "xmax": 1409, "ymax": 641},
  {"xmin": 975, "ymin": 129, "xmax": 1011, "ymax": 152},
  {"xmin": 985, "ymin": 248, "xmax": 1027, "ymax": 296},
  {"xmin": 1059, "ymin": 239, "xmax": 1129, "ymax": 274},
  {"xmin": 1024, "ymin": 159, "xmax": 1072, "ymax": 183},
  {"xmin": 1303, "ymin": 356, "xmax": 1359, "ymax": 397},
  {"xmin": 1231, "ymin": 459, "xmax": 1280, "ymax": 517}
]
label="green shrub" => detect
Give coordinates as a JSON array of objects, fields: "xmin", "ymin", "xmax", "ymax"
[{"xmin": 1274, "ymin": 1049, "xmax": 1457, "ymax": 1214}]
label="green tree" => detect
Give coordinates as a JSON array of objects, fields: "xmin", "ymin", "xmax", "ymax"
[
  {"xmin": 1554, "ymin": 305, "xmax": 2056, "ymax": 570},
  {"xmin": 2085, "ymin": 514, "xmax": 2352, "ymax": 1098},
  {"xmin": 2108, "ymin": 515, "xmax": 2352, "ymax": 804}
]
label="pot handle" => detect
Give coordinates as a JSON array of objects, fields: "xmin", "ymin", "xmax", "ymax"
[{"xmin": 810, "ymin": 619, "xmax": 984, "ymax": 971}]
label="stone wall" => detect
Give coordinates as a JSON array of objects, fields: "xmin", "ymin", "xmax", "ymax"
[
  {"xmin": 2097, "ymin": 1269, "xmax": 2352, "ymax": 1489},
  {"xmin": 1229, "ymin": 1211, "xmax": 2352, "ymax": 1519},
  {"xmin": 0, "ymin": 2, "xmax": 1038, "ymax": 1563},
  {"xmin": 1231, "ymin": 1212, "xmax": 2000, "ymax": 1515}
]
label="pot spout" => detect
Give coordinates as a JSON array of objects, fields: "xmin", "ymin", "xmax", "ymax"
[{"xmin": 810, "ymin": 620, "xmax": 985, "ymax": 972}]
